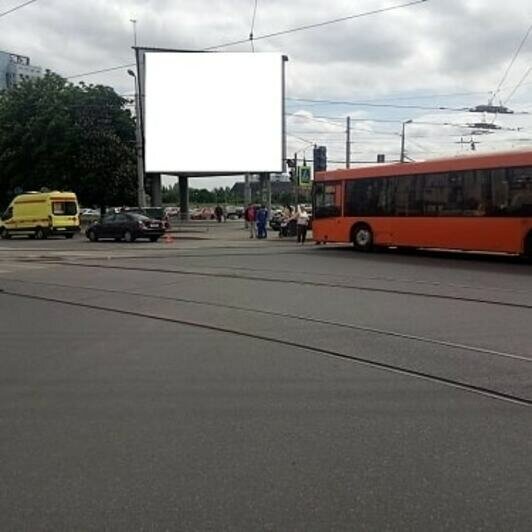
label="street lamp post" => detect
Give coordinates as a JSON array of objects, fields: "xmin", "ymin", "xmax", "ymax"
[
  {"xmin": 400, "ymin": 119, "xmax": 413, "ymax": 163},
  {"xmin": 130, "ymin": 19, "xmax": 138, "ymax": 48},
  {"xmin": 127, "ymin": 69, "xmax": 146, "ymax": 207}
]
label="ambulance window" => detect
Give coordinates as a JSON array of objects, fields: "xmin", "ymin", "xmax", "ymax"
[{"xmin": 53, "ymin": 202, "xmax": 77, "ymax": 215}]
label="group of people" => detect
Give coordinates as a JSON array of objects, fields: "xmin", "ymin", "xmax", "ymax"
[
  {"xmin": 244, "ymin": 203, "xmax": 310, "ymax": 244},
  {"xmin": 244, "ymin": 204, "xmax": 269, "ymax": 239}
]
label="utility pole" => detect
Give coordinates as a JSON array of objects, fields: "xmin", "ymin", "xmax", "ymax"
[
  {"xmin": 294, "ymin": 152, "xmax": 299, "ymax": 208},
  {"xmin": 346, "ymin": 116, "xmax": 351, "ymax": 168},
  {"xmin": 400, "ymin": 119, "xmax": 413, "ymax": 163},
  {"xmin": 127, "ymin": 69, "xmax": 145, "ymax": 207}
]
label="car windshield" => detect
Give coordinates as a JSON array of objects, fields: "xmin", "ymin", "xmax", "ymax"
[{"xmin": 143, "ymin": 208, "xmax": 164, "ymax": 219}]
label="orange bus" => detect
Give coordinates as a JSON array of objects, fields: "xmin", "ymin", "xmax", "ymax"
[{"xmin": 312, "ymin": 150, "xmax": 532, "ymax": 257}]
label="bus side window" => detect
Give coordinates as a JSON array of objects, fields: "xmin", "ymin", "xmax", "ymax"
[
  {"xmin": 461, "ymin": 171, "xmax": 484, "ymax": 216},
  {"xmin": 507, "ymin": 167, "xmax": 532, "ymax": 216},
  {"xmin": 489, "ymin": 168, "xmax": 509, "ymax": 215}
]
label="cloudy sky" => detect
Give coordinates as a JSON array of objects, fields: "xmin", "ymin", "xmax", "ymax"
[{"xmin": 2, "ymin": 0, "xmax": 532, "ymax": 189}]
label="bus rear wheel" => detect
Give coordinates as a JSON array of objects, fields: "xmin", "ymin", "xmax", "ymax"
[{"xmin": 352, "ymin": 224, "xmax": 373, "ymax": 251}]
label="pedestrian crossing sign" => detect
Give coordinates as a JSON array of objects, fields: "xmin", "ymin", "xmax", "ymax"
[{"xmin": 298, "ymin": 165, "xmax": 312, "ymax": 187}]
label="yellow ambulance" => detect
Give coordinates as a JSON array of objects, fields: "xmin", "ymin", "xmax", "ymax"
[{"xmin": 0, "ymin": 191, "xmax": 80, "ymax": 239}]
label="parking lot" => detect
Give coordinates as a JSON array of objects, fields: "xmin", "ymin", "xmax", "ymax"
[{"xmin": 1, "ymin": 223, "xmax": 531, "ymax": 530}]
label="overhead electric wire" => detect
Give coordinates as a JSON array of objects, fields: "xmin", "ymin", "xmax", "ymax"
[
  {"xmin": 287, "ymin": 96, "xmax": 468, "ymax": 112},
  {"xmin": 68, "ymin": 63, "xmax": 135, "ymax": 80},
  {"xmin": 0, "ymin": 0, "xmax": 37, "ymax": 18},
  {"xmin": 490, "ymin": 21, "xmax": 532, "ymax": 104},
  {"xmin": 288, "ymin": 113, "xmax": 473, "ymax": 129},
  {"xmin": 505, "ymin": 65, "xmax": 532, "ymax": 105},
  {"xmin": 204, "ymin": 0, "xmax": 429, "ymax": 50},
  {"xmin": 67, "ymin": 0, "xmax": 429, "ymax": 79}
]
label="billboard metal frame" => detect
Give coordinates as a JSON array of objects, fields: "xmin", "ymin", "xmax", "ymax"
[{"xmin": 133, "ymin": 46, "xmax": 287, "ymax": 178}]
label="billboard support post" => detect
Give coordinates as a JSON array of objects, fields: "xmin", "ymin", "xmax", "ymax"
[
  {"xmin": 266, "ymin": 173, "xmax": 272, "ymax": 215},
  {"xmin": 179, "ymin": 176, "xmax": 189, "ymax": 221},
  {"xmin": 151, "ymin": 173, "xmax": 162, "ymax": 207}
]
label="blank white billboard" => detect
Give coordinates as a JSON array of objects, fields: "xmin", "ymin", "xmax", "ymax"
[{"xmin": 144, "ymin": 52, "xmax": 285, "ymax": 174}]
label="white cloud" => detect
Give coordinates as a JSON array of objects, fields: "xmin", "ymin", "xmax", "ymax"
[{"xmin": 2, "ymin": 0, "xmax": 532, "ymax": 188}]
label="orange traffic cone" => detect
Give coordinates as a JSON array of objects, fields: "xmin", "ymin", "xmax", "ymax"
[{"xmin": 163, "ymin": 233, "xmax": 174, "ymax": 244}]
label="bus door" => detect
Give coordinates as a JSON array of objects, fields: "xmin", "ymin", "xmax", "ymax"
[{"xmin": 312, "ymin": 181, "xmax": 344, "ymax": 242}]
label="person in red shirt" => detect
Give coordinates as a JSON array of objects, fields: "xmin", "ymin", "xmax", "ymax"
[{"xmin": 244, "ymin": 203, "xmax": 256, "ymax": 238}]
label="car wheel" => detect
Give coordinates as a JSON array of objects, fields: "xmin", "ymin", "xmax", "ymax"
[
  {"xmin": 149, "ymin": 236, "xmax": 160, "ymax": 242},
  {"xmin": 124, "ymin": 230, "xmax": 135, "ymax": 243},
  {"xmin": 352, "ymin": 224, "xmax": 373, "ymax": 251},
  {"xmin": 87, "ymin": 229, "xmax": 98, "ymax": 242},
  {"xmin": 1, "ymin": 228, "xmax": 11, "ymax": 239},
  {"xmin": 65, "ymin": 233, "xmax": 74, "ymax": 239},
  {"xmin": 35, "ymin": 227, "xmax": 47, "ymax": 240}
]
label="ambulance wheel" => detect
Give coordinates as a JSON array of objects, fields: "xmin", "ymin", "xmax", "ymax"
[{"xmin": 35, "ymin": 227, "xmax": 47, "ymax": 240}]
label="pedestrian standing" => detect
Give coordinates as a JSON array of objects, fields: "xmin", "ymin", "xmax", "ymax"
[
  {"xmin": 256, "ymin": 204, "xmax": 268, "ymax": 239},
  {"xmin": 214, "ymin": 204, "xmax": 223, "ymax": 223},
  {"xmin": 244, "ymin": 203, "xmax": 256, "ymax": 238},
  {"xmin": 296, "ymin": 205, "xmax": 309, "ymax": 244},
  {"xmin": 279, "ymin": 204, "xmax": 293, "ymax": 238}
]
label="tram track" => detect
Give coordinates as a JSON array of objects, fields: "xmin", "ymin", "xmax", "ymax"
[
  {"xmin": 2, "ymin": 276, "xmax": 530, "ymax": 364},
  {"xmin": 44, "ymin": 260, "xmax": 532, "ymax": 310},
  {"xmin": 1, "ymin": 285, "xmax": 530, "ymax": 408}
]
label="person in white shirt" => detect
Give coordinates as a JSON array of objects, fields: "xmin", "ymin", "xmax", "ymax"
[{"xmin": 296, "ymin": 205, "xmax": 309, "ymax": 244}]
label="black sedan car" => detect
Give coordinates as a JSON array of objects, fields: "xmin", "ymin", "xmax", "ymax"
[{"xmin": 86, "ymin": 212, "xmax": 165, "ymax": 242}]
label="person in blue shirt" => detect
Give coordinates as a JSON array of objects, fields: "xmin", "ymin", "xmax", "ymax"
[{"xmin": 256, "ymin": 205, "xmax": 268, "ymax": 239}]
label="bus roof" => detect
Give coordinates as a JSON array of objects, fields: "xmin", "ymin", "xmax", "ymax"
[{"xmin": 315, "ymin": 150, "xmax": 532, "ymax": 182}]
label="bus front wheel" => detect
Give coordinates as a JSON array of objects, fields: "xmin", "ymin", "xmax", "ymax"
[{"xmin": 352, "ymin": 224, "xmax": 374, "ymax": 251}]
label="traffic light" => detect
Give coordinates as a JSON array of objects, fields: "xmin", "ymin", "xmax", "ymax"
[
  {"xmin": 313, "ymin": 146, "xmax": 327, "ymax": 173},
  {"xmin": 289, "ymin": 166, "xmax": 296, "ymax": 183},
  {"xmin": 285, "ymin": 158, "xmax": 295, "ymax": 182}
]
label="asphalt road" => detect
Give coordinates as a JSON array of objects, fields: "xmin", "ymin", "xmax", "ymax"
[{"xmin": 1, "ymin": 228, "xmax": 531, "ymax": 531}]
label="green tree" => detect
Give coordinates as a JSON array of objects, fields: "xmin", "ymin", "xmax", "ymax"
[
  {"xmin": 162, "ymin": 183, "xmax": 180, "ymax": 204},
  {"xmin": 0, "ymin": 73, "xmax": 136, "ymax": 211}
]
